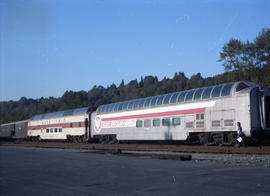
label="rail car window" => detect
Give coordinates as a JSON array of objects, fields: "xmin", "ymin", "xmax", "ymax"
[
  {"xmin": 128, "ymin": 101, "xmax": 135, "ymax": 110},
  {"xmin": 46, "ymin": 128, "xmax": 49, "ymax": 133},
  {"xmin": 50, "ymin": 128, "xmax": 53, "ymax": 133},
  {"xmin": 110, "ymin": 104, "xmax": 116, "ymax": 111},
  {"xmin": 59, "ymin": 128, "xmax": 62, "ymax": 132},
  {"xmin": 133, "ymin": 100, "xmax": 141, "ymax": 109},
  {"xmin": 107, "ymin": 104, "xmax": 113, "ymax": 112},
  {"xmin": 156, "ymin": 95, "xmax": 165, "ymax": 105},
  {"xmin": 170, "ymin": 92, "xmax": 180, "ymax": 104},
  {"xmin": 113, "ymin": 103, "xmax": 120, "ymax": 112},
  {"xmin": 78, "ymin": 122, "xmax": 81, "ymax": 127},
  {"xmin": 103, "ymin": 105, "xmax": 109, "ymax": 113},
  {"xmin": 185, "ymin": 90, "xmax": 195, "ymax": 102},
  {"xmin": 162, "ymin": 118, "xmax": 170, "ymax": 126},
  {"xmin": 177, "ymin": 92, "xmax": 187, "ymax": 103},
  {"xmin": 150, "ymin": 96, "xmax": 158, "ymax": 106},
  {"xmin": 144, "ymin": 97, "xmax": 152, "ymax": 108},
  {"xmin": 144, "ymin": 119, "xmax": 151, "ymax": 127},
  {"xmin": 211, "ymin": 85, "xmax": 222, "ymax": 98},
  {"xmin": 97, "ymin": 106, "xmax": 102, "ymax": 113},
  {"xmin": 54, "ymin": 128, "xmax": 58, "ymax": 133},
  {"xmin": 202, "ymin": 87, "xmax": 213, "ymax": 99},
  {"xmin": 163, "ymin": 93, "xmax": 173, "ymax": 104},
  {"xmin": 136, "ymin": 120, "xmax": 143, "ymax": 127},
  {"xmin": 194, "ymin": 88, "xmax": 204, "ymax": 100},
  {"xmin": 102, "ymin": 105, "xmax": 108, "ymax": 113},
  {"xmin": 63, "ymin": 110, "xmax": 74, "ymax": 116},
  {"xmin": 196, "ymin": 113, "xmax": 204, "ymax": 120},
  {"xmin": 236, "ymin": 82, "xmax": 249, "ymax": 92},
  {"xmin": 118, "ymin": 103, "xmax": 124, "ymax": 111},
  {"xmin": 70, "ymin": 123, "xmax": 73, "ymax": 128},
  {"xmin": 122, "ymin": 102, "xmax": 130, "ymax": 110},
  {"xmin": 139, "ymin": 99, "xmax": 146, "ymax": 108},
  {"xmin": 172, "ymin": 118, "xmax": 181, "ymax": 126},
  {"xmin": 153, "ymin": 119, "xmax": 160, "ymax": 127},
  {"xmin": 221, "ymin": 83, "xmax": 234, "ymax": 96}
]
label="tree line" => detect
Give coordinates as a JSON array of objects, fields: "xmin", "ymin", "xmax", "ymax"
[{"xmin": 0, "ymin": 28, "xmax": 269, "ymax": 124}]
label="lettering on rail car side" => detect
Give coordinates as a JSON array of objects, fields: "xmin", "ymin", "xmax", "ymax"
[{"xmin": 95, "ymin": 116, "xmax": 136, "ymax": 132}]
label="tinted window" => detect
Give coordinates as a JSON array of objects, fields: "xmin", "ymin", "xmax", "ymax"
[
  {"xmin": 153, "ymin": 119, "xmax": 160, "ymax": 127},
  {"xmin": 78, "ymin": 122, "xmax": 81, "ymax": 127},
  {"xmin": 54, "ymin": 128, "xmax": 58, "ymax": 133},
  {"xmin": 202, "ymin": 87, "xmax": 213, "ymax": 99},
  {"xmin": 136, "ymin": 120, "xmax": 143, "ymax": 127},
  {"xmin": 128, "ymin": 101, "xmax": 135, "ymax": 110},
  {"xmin": 70, "ymin": 123, "xmax": 73, "ymax": 128},
  {"xmin": 122, "ymin": 102, "xmax": 129, "ymax": 110},
  {"xmin": 108, "ymin": 104, "xmax": 114, "ymax": 112},
  {"xmin": 236, "ymin": 82, "xmax": 249, "ymax": 92},
  {"xmin": 46, "ymin": 128, "xmax": 49, "ymax": 133},
  {"xmin": 211, "ymin": 85, "xmax": 222, "ymax": 98},
  {"xmin": 63, "ymin": 110, "xmax": 74, "ymax": 116},
  {"xmin": 101, "ymin": 105, "xmax": 107, "ymax": 113},
  {"xmin": 150, "ymin": 96, "xmax": 158, "ymax": 106},
  {"xmin": 162, "ymin": 118, "xmax": 170, "ymax": 126},
  {"xmin": 117, "ymin": 103, "xmax": 123, "ymax": 111},
  {"xmin": 177, "ymin": 92, "xmax": 187, "ymax": 102},
  {"xmin": 144, "ymin": 97, "xmax": 152, "ymax": 108},
  {"xmin": 185, "ymin": 90, "xmax": 195, "ymax": 101},
  {"xmin": 172, "ymin": 118, "xmax": 181, "ymax": 126},
  {"xmin": 156, "ymin": 95, "xmax": 165, "ymax": 105},
  {"xmin": 59, "ymin": 128, "xmax": 62, "ymax": 132},
  {"xmin": 113, "ymin": 103, "xmax": 120, "ymax": 111},
  {"xmin": 103, "ymin": 105, "xmax": 108, "ymax": 113},
  {"xmin": 106, "ymin": 105, "xmax": 113, "ymax": 113},
  {"xmin": 73, "ymin": 108, "xmax": 88, "ymax": 115},
  {"xmin": 221, "ymin": 83, "xmax": 234, "ymax": 96},
  {"xmin": 96, "ymin": 106, "xmax": 102, "ymax": 114},
  {"xmin": 170, "ymin": 92, "xmax": 180, "ymax": 104},
  {"xmin": 139, "ymin": 99, "xmax": 146, "ymax": 108},
  {"xmin": 194, "ymin": 88, "xmax": 204, "ymax": 100},
  {"xmin": 163, "ymin": 93, "xmax": 173, "ymax": 104},
  {"xmin": 133, "ymin": 100, "xmax": 140, "ymax": 109}
]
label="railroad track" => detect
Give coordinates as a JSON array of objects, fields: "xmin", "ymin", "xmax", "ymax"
[{"xmin": 1, "ymin": 141, "xmax": 270, "ymax": 154}]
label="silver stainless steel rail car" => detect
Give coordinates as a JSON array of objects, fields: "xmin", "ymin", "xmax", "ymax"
[{"xmin": 91, "ymin": 81, "xmax": 270, "ymax": 145}]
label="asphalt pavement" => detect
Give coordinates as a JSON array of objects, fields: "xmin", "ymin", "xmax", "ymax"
[{"xmin": 0, "ymin": 146, "xmax": 270, "ymax": 196}]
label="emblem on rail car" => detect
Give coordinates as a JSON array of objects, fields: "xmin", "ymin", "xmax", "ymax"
[{"xmin": 94, "ymin": 116, "xmax": 102, "ymax": 132}]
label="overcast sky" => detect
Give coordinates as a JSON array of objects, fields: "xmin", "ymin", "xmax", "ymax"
[{"xmin": 1, "ymin": 0, "xmax": 270, "ymax": 101}]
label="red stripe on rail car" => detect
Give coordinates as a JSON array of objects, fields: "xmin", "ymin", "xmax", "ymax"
[
  {"xmin": 102, "ymin": 108, "xmax": 205, "ymax": 121},
  {"xmin": 28, "ymin": 122, "xmax": 85, "ymax": 131}
]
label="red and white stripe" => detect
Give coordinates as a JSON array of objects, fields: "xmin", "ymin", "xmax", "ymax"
[{"xmin": 94, "ymin": 101, "xmax": 216, "ymax": 131}]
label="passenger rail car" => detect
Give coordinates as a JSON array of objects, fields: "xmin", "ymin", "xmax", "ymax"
[
  {"xmin": 91, "ymin": 81, "xmax": 270, "ymax": 145},
  {"xmin": 28, "ymin": 107, "xmax": 89, "ymax": 142}
]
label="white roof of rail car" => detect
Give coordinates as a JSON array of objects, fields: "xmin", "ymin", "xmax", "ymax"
[
  {"xmin": 96, "ymin": 81, "xmax": 259, "ymax": 115},
  {"xmin": 31, "ymin": 107, "xmax": 88, "ymax": 120}
]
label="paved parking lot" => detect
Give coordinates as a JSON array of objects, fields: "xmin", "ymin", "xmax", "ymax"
[{"xmin": 1, "ymin": 146, "xmax": 270, "ymax": 196}]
